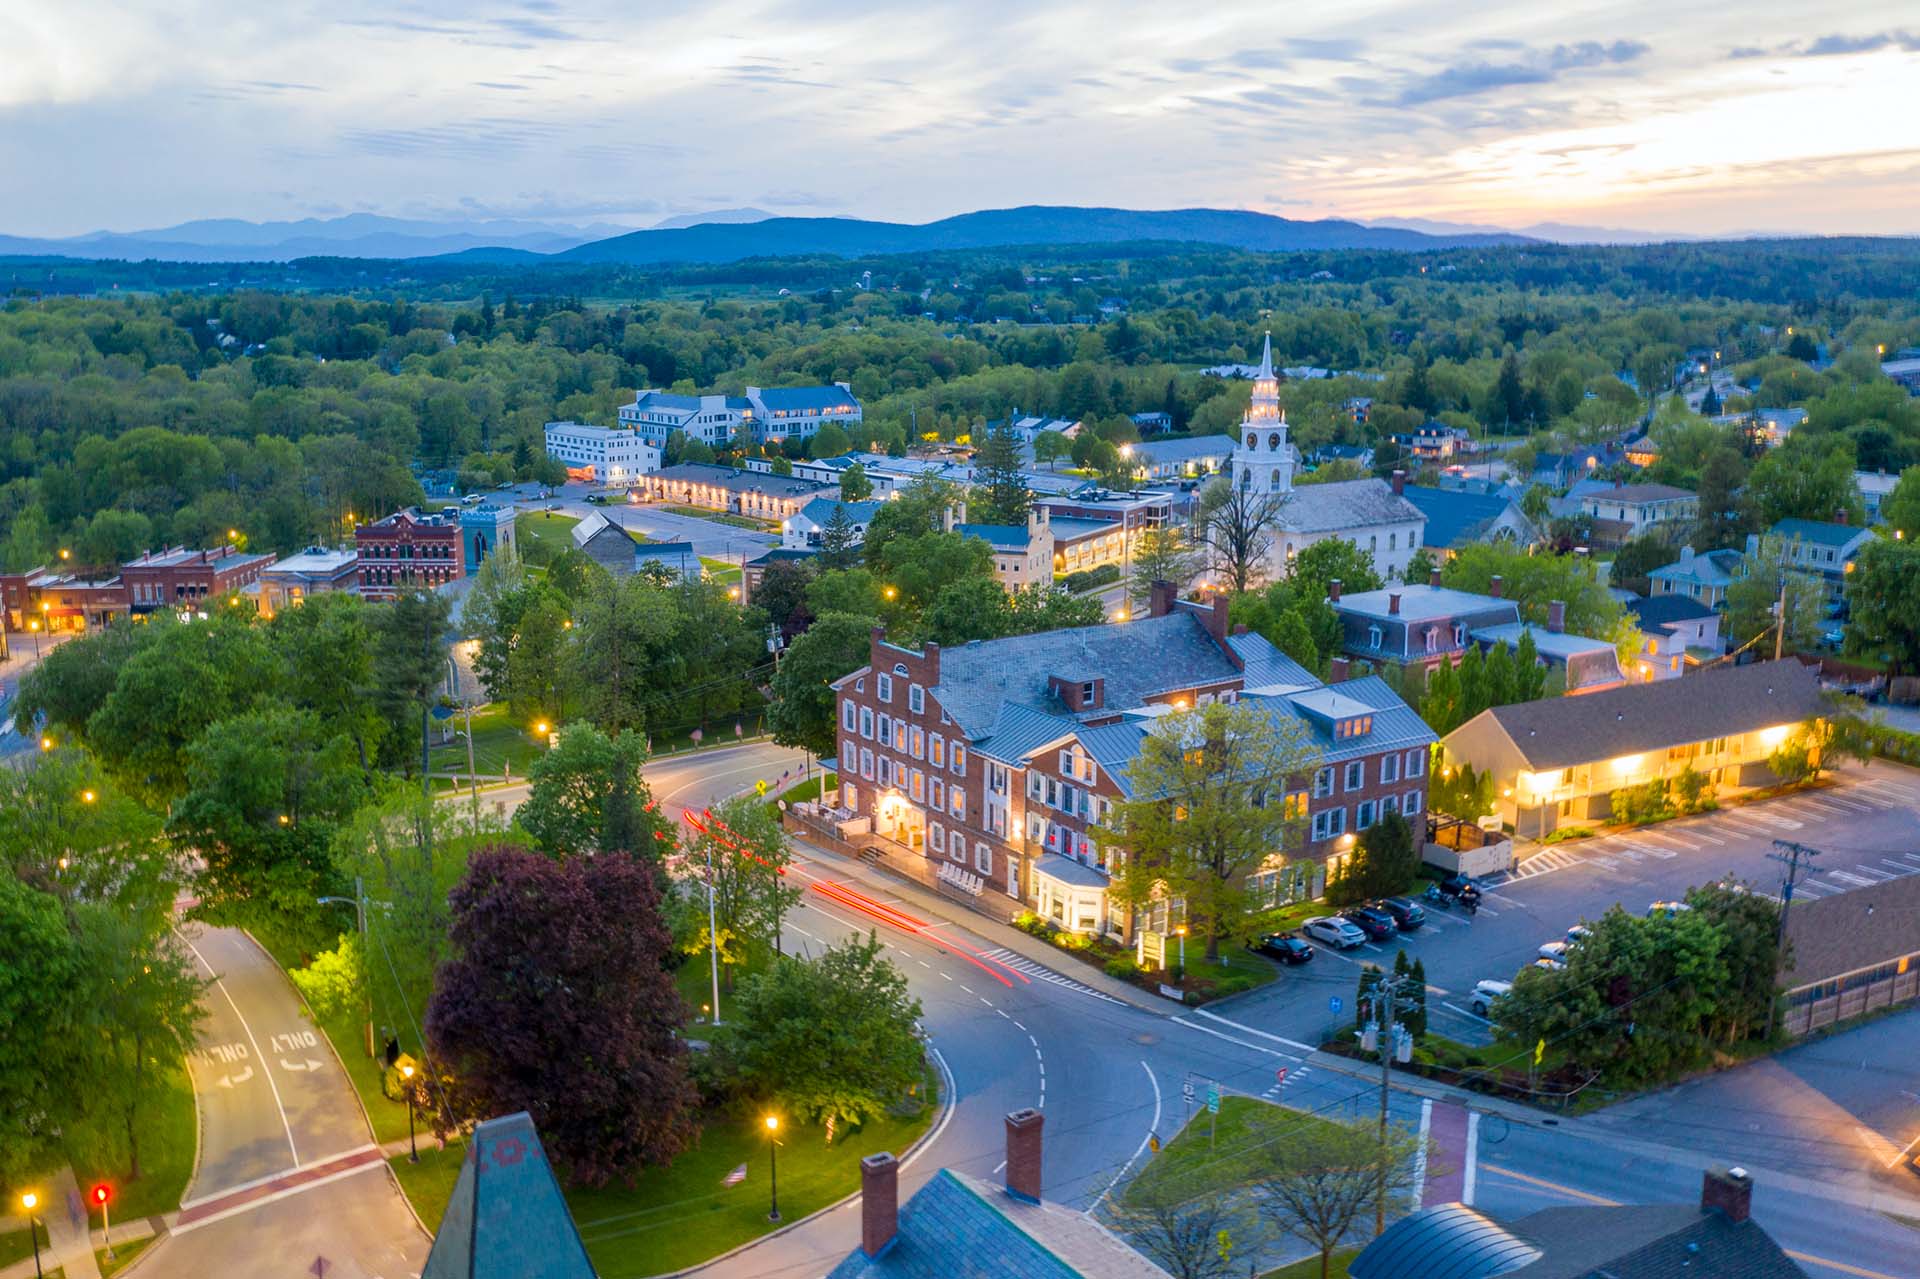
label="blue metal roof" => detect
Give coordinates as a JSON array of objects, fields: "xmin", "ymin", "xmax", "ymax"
[
  {"xmin": 1350, "ymin": 1203, "xmax": 1541, "ymax": 1279},
  {"xmin": 1400, "ymin": 486, "xmax": 1515, "ymax": 550},
  {"xmin": 755, "ymin": 385, "xmax": 862, "ymax": 412},
  {"xmin": 826, "ymin": 1170, "xmax": 1089, "ymax": 1279},
  {"xmin": 1770, "ymin": 517, "xmax": 1871, "ymax": 549}
]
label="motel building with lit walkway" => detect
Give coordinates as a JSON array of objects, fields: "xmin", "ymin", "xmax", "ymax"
[{"xmin": 1438, "ymin": 659, "xmax": 1830, "ymax": 840}]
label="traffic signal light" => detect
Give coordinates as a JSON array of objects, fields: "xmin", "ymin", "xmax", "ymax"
[{"xmin": 91, "ymin": 1184, "xmax": 110, "ymax": 1206}]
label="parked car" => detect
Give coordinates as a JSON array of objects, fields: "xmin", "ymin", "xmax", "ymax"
[
  {"xmin": 1303, "ymin": 916, "xmax": 1368, "ymax": 949},
  {"xmin": 1427, "ymin": 874, "xmax": 1481, "ymax": 906},
  {"xmin": 1248, "ymin": 933, "xmax": 1315, "ymax": 965},
  {"xmin": 1471, "ymin": 979, "xmax": 1512, "ymax": 1017},
  {"xmin": 495, "ymin": 480, "xmax": 513, "ymax": 489},
  {"xmin": 1537, "ymin": 941, "xmax": 1569, "ymax": 969},
  {"xmin": 1565, "ymin": 925, "xmax": 1592, "ymax": 945},
  {"xmin": 585, "ymin": 494, "xmax": 607, "ymax": 505},
  {"xmin": 1646, "ymin": 901, "xmax": 1692, "ymax": 919},
  {"xmin": 1378, "ymin": 897, "xmax": 1426, "ymax": 930},
  {"xmin": 1341, "ymin": 906, "xmax": 1396, "ymax": 941}
]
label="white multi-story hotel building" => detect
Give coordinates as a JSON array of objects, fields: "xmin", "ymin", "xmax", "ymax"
[
  {"xmin": 543, "ymin": 422, "xmax": 663, "ymax": 484},
  {"xmin": 616, "ymin": 383, "xmax": 863, "ymax": 450}
]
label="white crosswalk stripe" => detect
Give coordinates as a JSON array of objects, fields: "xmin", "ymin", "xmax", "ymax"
[
  {"xmin": 1814, "ymin": 794, "xmax": 1875, "ymax": 813},
  {"xmin": 1640, "ymin": 830, "xmax": 1700, "ymax": 850},
  {"xmin": 1743, "ymin": 809, "xmax": 1804, "ymax": 829},
  {"xmin": 1620, "ymin": 841, "xmax": 1678, "ymax": 860},
  {"xmin": 1826, "ymin": 869, "xmax": 1876, "ymax": 888},
  {"xmin": 1853, "ymin": 864, "xmax": 1895, "ymax": 880},
  {"xmin": 1882, "ymin": 859, "xmax": 1918, "ymax": 876},
  {"xmin": 980, "ymin": 948, "xmax": 1124, "ymax": 1003}
]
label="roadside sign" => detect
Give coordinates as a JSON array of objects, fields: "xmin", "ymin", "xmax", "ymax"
[
  {"xmin": 1205, "ymin": 1085, "xmax": 1221, "ymax": 1115},
  {"xmin": 1329, "ymin": 995, "xmax": 1343, "ymax": 1015},
  {"xmin": 1148, "ymin": 1134, "xmax": 1160, "ymax": 1152},
  {"xmin": 755, "ymin": 779, "xmax": 768, "ymax": 796},
  {"xmin": 1182, "ymin": 1079, "xmax": 1195, "ymax": 1103}
]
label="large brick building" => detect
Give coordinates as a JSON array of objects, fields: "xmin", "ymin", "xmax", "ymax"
[
  {"xmin": 829, "ymin": 584, "xmax": 1435, "ymax": 939},
  {"xmin": 121, "ymin": 544, "xmax": 274, "ymax": 613},
  {"xmin": 354, "ymin": 509, "xmax": 465, "ymax": 601}
]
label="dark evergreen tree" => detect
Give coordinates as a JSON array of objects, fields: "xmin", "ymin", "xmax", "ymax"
[{"xmin": 974, "ymin": 423, "xmax": 1030, "ymax": 525}]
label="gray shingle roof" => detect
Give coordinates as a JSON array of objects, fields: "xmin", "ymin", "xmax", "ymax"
[
  {"xmin": 1770, "ymin": 518, "xmax": 1873, "ymax": 550},
  {"xmin": 1652, "ymin": 549, "xmax": 1744, "ymax": 588},
  {"xmin": 931, "ymin": 613, "xmax": 1243, "ymax": 738},
  {"xmin": 1338, "ymin": 585, "xmax": 1519, "ymax": 626},
  {"xmin": 1507, "ymin": 1203, "xmax": 1805, "ymax": 1279},
  {"xmin": 1401, "ymin": 486, "xmax": 1525, "ymax": 550},
  {"xmin": 827, "ymin": 1169, "xmax": 1166, "ymax": 1279},
  {"xmin": 1783, "ymin": 860, "xmax": 1920, "ymax": 988},
  {"xmin": 1273, "ymin": 478, "xmax": 1425, "ymax": 534},
  {"xmin": 1626, "ymin": 595, "xmax": 1718, "ymax": 628},
  {"xmin": 1132, "ymin": 435, "xmax": 1234, "ymax": 464},
  {"xmin": 1468, "ymin": 660, "xmax": 1826, "ymax": 772},
  {"xmin": 653, "ymin": 463, "xmax": 831, "ymax": 499}
]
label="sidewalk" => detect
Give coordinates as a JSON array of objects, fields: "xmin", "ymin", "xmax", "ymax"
[
  {"xmin": 0, "ymin": 1168, "xmax": 105, "ymax": 1279},
  {"xmin": 1306, "ymin": 1049, "xmax": 1920, "ymax": 1219},
  {"xmin": 789, "ymin": 834, "xmax": 1172, "ymax": 1015}
]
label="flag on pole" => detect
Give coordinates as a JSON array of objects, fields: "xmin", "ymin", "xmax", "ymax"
[{"xmin": 721, "ymin": 1164, "xmax": 748, "ymax": 1187}]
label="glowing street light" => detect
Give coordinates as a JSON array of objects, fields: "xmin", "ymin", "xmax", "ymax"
[
  {"xmin": 91, "ymin": 1184, "xmax": 114, "ymax": 1262},
  {"xmin": 1173, "ymin": 923, "xmax": 1187, "ymax": 973},
  {"xmin": 534, "ymin": 720, "xmax": 551, "ymax": 737},
  {"xmin": 401, "ymin": 1062, "xmax": 420, "ymax": 1163},
  {"xmin": 20, "ymin": 1191, "xmax": 43, "ymax": 1279},
  {"xmin": 81, "ymin": 789, "xmax": 96, "ymax": 804},
  {"xmin": 764, "ymin": 1114, "xmax": 782, "ymax": 1221},
  {"xmin": 39, "ymin": 735, "xmax": 53, "ymax": 751},
  {"xmin": 883, "ymin": 586, "xmax": 897, "ymax": 601}
]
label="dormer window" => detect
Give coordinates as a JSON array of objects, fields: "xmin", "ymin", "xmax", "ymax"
[
  {"xmin": 1368, "ymin": 625, "xmax": 1383, "ymax": 650},
  {"xmin": 1453, "ymin": 623, "xmax": 1467, "ymax": 647}
]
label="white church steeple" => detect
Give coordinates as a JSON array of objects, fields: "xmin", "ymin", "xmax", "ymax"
[{"xmin": 1231, "ymin": 332, "xmax": 1293, "ymax": 497}]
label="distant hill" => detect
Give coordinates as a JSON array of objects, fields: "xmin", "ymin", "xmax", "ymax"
[
  {"xmin": 650, "ymin": 207, "xmax": 776, "ymax": 230},
  {"xmin": 1366, "ymin": 215, "xmax": 1708, "ymax": 246},
  {"xmin": 0, "ymin": 213, "xmax": 635, "ymax": 262},
  {"xmin": 557, "ymin": 205, "xmax": 1532, "ymax": 265}
]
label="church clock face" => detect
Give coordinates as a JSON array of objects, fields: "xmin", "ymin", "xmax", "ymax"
[
  {"xmin": 1246, "ymin": 432, "xmax": 1256, "ymax": 448},
  {"xmin": 1268, "ymin": 432, "xmax": 1281, "ymax": 450}
]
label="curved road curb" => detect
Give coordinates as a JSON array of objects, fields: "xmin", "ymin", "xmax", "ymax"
[{"xmin": 646, "ymin": 1045, "xmax": 959, "ymax": 1279}]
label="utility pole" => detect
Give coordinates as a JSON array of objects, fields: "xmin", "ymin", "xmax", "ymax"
[
  {"xmin": 1774, "ymin": 575, "xmax": 1788, "ymax": 662},
  {"xmin": 1766, "ymin": 840, "xmax": 1820, "ymax": 1038},
  {"xmin": 1369, "ymin": 973, "xmax": 1414, "ymax": 1236}
]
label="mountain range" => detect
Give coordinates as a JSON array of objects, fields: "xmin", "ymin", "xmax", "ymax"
[{"xmin": 0, "ymin": 204, "xmax": 1779, "ymax": 267}]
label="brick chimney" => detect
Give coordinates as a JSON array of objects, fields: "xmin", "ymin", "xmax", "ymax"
[
  {"xmin": 1489, "ymin": 574, "xmax": 1504, "ymax": 598},
  {"xmin": 1005, "ymin": 1108, "xmax": 1044, "ymax": 1204},
  {"xmin": 1391, "ymin": 469, "xmax": 1406, "ymax": 496},
  {"xmin": 1388, "ymin": 592, "xmax": 1401, "ymax": 616},
  {"xmin": 1328, "ymin": 578, "xmax": 1343, "ymax": 602},
  {"xmin": 1834, "ymin": 507, "xmax": 1849, "ymax": 526},
  {"xmin": 860, "ymin": 1153, "xmax": 900, "ymax": 1256},
  {"xmin": 1329, "ymin": 657, "xmax": 1350, "ymax": 682},
  {"xmin": 922, "ymin": 641, "xmax": 941, "ymax": 683},
  {"xmin": 1700, "ymin": 1166, "xmax": 1752, "ymax": 1223},
  {"xmin": 1429, "ymin": 566, "xmax": 1442, "ymax": 588},
  {"xmin": 1547, "ymin": 600, "xmax": 1565, "ymax": 633},
  {"xmin": 1206, "ymin": 593, "xmax": 1231, "ymax": 642},
  {"xmin": 1148, "ymin": 579, "xmax": 1177, "ymax": 618}
]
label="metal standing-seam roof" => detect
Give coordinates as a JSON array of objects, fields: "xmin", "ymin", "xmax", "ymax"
[{"xmin": 1349, "ymin": 1203, "xmax": 1542, "ymax": 1279}]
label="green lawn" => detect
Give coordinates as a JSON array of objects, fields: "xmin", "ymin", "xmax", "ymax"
[
  {"xmin": 517, "ymin": 511, "xmax": 581, "ymax": 564},
  {"xmin": 0, "ymin": 1228, "xmax": 33, "ymax": 1270},
  {"xmin": 662, "ymin": 505, "xmax": 771, "ymax": 531},
  {"xmin": 427, "ymin": 701, "xmax": 549, "ymax": 779},
  {"xmin": 64, "ymin": 1061, "xmax": 197, "ymax": 1222},
  {"xmin": 1263, "ymin": 1248, "xmax": 1358, "ymax": 1279},
  {"xmin": 1130, "ymin": 1096, "xmax": 1353, "ymax": 1201},
  {"xmin": 699, "ymin": 556, "xmax": 743, "ymax": 585},
  {"xmin": 98, "ymin": 1235, "xmax": 154, "ymax": 1277},
  {"xmin": 768, "ymin": 772, "xmax": 835, "ymax": 818},
  {"xmin": 391, "ymin": 1080, "xmax": 939, "ymax": 1276}
]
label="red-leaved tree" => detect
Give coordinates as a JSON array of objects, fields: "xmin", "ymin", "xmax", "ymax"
[{"xmin": 426, "ymin": 844, "xmax": 697, "ymax": 1185}]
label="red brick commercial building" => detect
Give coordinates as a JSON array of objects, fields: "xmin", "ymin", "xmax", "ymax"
[
  {"xmin": 354, "ymin": 509, "xmax": 465, "ymax": 600},
  {"xmin": 827, "ymin": 583, "xmax": 1436, "ymax": 940},
  {"xmin": 121, "ymin": 544, "xmax": 274, "ymax": 614}
]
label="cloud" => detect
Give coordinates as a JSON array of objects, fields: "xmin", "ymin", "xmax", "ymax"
[
  {"xmin": 1283, "ymin": 37, "xmax": 1365, "ymax": 61},
  {"xmin": 1799, "ymin": 29, "xmax": 1920, "ymax": 56},
  {"xmin": 1393, "ymin": 40, "xmax": 1649, "ymax": 106}
]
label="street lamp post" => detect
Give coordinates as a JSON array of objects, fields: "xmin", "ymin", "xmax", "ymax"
[
  {"xmin": 19, "ymin": 1192, "xmax": 42, "ymax": 1279},
  {"xmin": 317, "ymin": 877, "xmax": 373, "ymax": 1057},
  {"xmin": 92, "ymin": 1184, "xmax": 113, "ymax": 1262},
  {"xmin": 1174, "ymin": 924, "xmax": 1187, "ymax": 974},
  {"xmin": 764, "ymin": 1115, "xmax": 781, "ymax": 1222},
  {"xmin": 402, "ymin": 1062, "xmax": 419, "ymax": 1163}
]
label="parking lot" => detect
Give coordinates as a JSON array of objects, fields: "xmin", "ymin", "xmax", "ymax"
[{"xmin": 1213, "ymin": 760, "xmax": 1920, "ymax": 1051}]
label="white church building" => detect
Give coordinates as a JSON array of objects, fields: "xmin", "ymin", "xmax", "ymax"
[{"xmin": 1229, "ymin": 335, "xmax": 1426, "ymax": 582}]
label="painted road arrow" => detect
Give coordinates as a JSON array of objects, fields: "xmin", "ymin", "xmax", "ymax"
[
  {"xmin": 218, "ymin": 1065, "xmax": 254, "ymax": 1088},
  {"xmin": 279, "ymin": 1058, "xmax": 325, "ymax": 1072}
]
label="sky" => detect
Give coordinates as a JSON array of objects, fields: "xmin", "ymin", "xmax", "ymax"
[{"xmin": 4, "ymin": 0, "xmax": 1920, "ymax": 238}]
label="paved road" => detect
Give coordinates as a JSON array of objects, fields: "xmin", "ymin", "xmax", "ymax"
[
  {"xmin": 151, "ymin": 924, "xmax": 426, "ymax": 1279},
  {"xmin": 510, "ymin": 479, "xmax": 780, "ymax": 564}
]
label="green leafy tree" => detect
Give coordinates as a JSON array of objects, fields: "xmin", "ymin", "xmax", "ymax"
[
  {"xmin": 1032, "ymin": 430, "xmax": 1072, "ymax": 470},
  {"xmin": 370, "ymin": 589, "xmax": 454, "ymax": 777},
  {"xmin": 680, "ymin": 796, "xmax": 802, "ymax": 978},
  {"xmin": 864, "ymin": 477, "xmax": 963, "ymax": 574},
  {"xmin": 1743, "ymin": 434, "xmax": 1863, "ymax": 527},
  {"xmin": 972, "ymin": 423, "xmax": 1031, "ymax": 525},
  {"xmin": 0, "ymin": 874, "xmax": 84, "ymax": 1186},
  {"xmin": 1692, "ymin": 446, "xmax": 1752, "ymax": 549},
  {"xmin": 1420, "ymin": 657, "xmax": 1464, "ymax": 734},
  {"xmin": 269, "ymin": 590, "xmax": 385, "ymax": 776},
  {"xmin": 1430, "ymin": 759, "xmax": 1495, "ymax": 821},
  {"xmin": 1404, "ymin": 546, "xmax": 1439, "ymax": 585},
  {"xmin": 519, "ymin": 725, "xmax": 670, "ymax": 860},
  {"xmin": 1609, "ymin": 535, "xmax": 1680, "ymax": 597},
  {"xmin": 818, "ymin": 503, "xmax": 861, "ymax": 570},
  {"xmin": 839, "ymin": 462, "xmax": 874, "ymax": 502},
  {"xmin": 0, "ymin": 750, "xmax": 177, "ymax": 926},
  {"xmin": 1197, "ymin": 477, "xmax": 1282, "ymax": 594},
  {"xmin": 1127, "ymin": 527, "xmax": 1203, "ymax": 608},
  {"xmin": 1004, "ymin": 583, "xmax": 1105, "ymax": 634},
  {"xmin": 767, "ymin": 612, "xmax": 876, "ymax": 757},
  {"xmin": 1849, "ymin": 538, "xmax": 1920, "ymax": 674},
  {"xmin": 887, "ymin": 531, "xmax": 995, "ymax": 616},
  {"xmin": 1106, "ymin": 1177, "xmax": 1245, "ymax": 1279},
  {"xmin": 566, "ymin": 574, "xmax": 679, "ymax": 734},
  {"xmin": 1251, "ymin": 1112, "xmax": 1426, "ymax": 1279},
  {"xmin": 711, "ymin": 933, "xmax": 925, "ymax": 1128},
  {"xmin": 70, "ymin": 909, "xmax": 205, "ymax": 1182},
  {"xmin": 290, "ymin": 931, "xmax": 365, "ymax": 1023},
  {"xmin": 1725, "ymin": 534, "xmax": 1826, "ymax": 654},
  {"xmin": 925, "ymin": 575, "xmax": 1010, "ymax": 645},
  {"xmin": 1327, "ymin": 810, "xmax": 1418, "ymax": 905},
  {"xmin": 1441, "ymin": 543, "xmax": 1626, "ymax": 640},
  {"xmin": 1293, "ymin": 538, "xmax": 1382, "ymax": 597},
  {"xmin": 809, "ymin": 422, "xmax": 853, "ymax": 460},
  {"xmin": 1099, "ymin": 700, "xmax": 1322, "ymax": 961},
  {"xmin": 505, "ymin": 586, "xmax": 576, "ymax": 725},
  {"xmin": 1878, "ymin": 465, "xmax": 1920, "ymax": 537}
]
